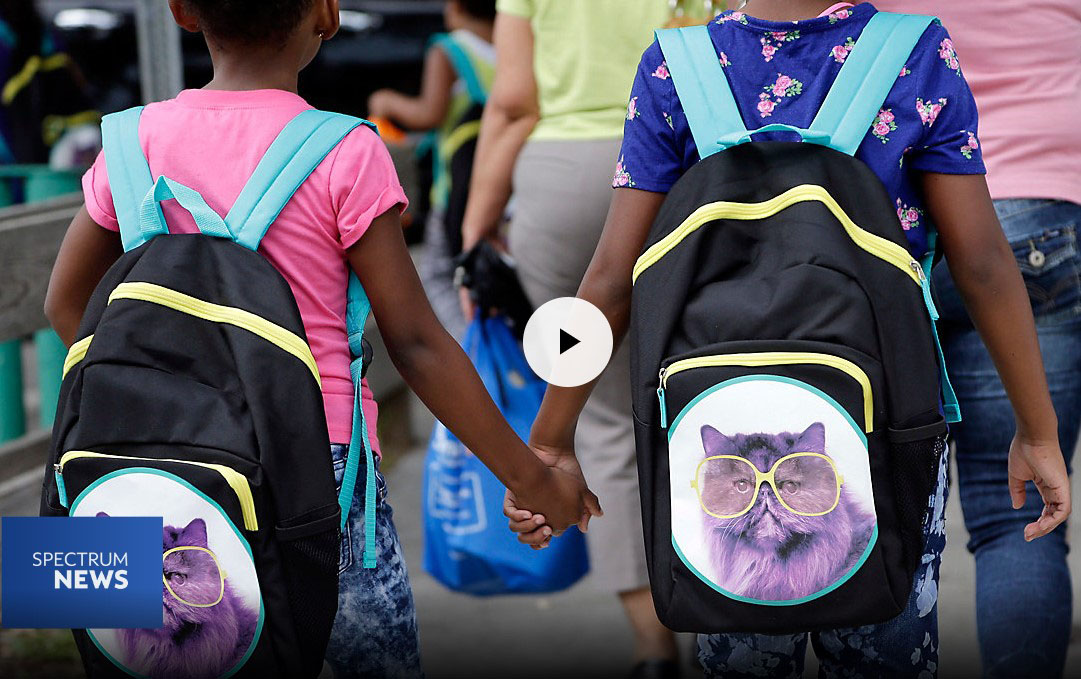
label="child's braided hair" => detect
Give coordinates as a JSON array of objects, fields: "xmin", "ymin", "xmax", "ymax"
[{"xmin": 183, "ymin": 0, "xmax": 316, "ymax": 46}]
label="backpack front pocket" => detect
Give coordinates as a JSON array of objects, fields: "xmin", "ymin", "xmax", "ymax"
[
  {"xmin": 61, "ymin": 450, "xmax": 264, "ymax": 679},
  {"xmin": 659, "ymin": 340, "xmax": 883, "ymax": 606}
]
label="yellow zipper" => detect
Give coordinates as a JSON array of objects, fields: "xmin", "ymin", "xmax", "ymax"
[
  {"xmin": 63, "ymin": 335, "xmax": 94, "ymax": 378},
  {"xmin": 58, "ymin": 450, "xmax": 259, "ymax": 531},
  {"xmin": 108, "ymin": 282, "xmax": 320, "ymax": 386},
  {"xmin": 658, "ymin": 351, "xmax": 873, "ymax": 433},
  {"xmin": 632, "ymin": 184, "xmax": 923, "ymax": 286}
]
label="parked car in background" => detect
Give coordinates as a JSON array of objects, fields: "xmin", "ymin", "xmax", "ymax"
[{"xmin": 37, "ymin": 0, "xmax": 443, "ymax": 116}]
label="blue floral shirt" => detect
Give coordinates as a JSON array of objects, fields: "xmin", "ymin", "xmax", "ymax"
[{"xmin": 614, "ymin": 3, "xmax": 986, "ymax": 257}]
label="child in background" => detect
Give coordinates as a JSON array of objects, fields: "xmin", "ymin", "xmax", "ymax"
[
  {"xmin": 43, "ymin": 1, "xmax": 599, "ymax": 677},
  {"xmin": 368, "ymin": 0, "xmax": 496, "ymax": 340},
  {"xmin": 508, "ymin": 1, "xmax": 1070, "ymax": 677}
]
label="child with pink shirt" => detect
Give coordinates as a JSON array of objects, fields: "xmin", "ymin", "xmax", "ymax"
[{"xmin": 43, "ymin": 1, "xmax": 600, "ymax": 676}]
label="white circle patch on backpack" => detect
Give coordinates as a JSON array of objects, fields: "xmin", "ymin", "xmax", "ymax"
[{"xmin": 71, "ymin": 469, "xmax": 264, "ymax": 679}]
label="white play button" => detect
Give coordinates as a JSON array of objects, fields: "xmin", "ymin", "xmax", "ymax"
[{"xmin": 523, "ymin": 297, "xmax": 614, "ymax": 387}]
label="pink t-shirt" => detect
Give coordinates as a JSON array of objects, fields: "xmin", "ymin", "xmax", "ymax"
[
  {"xmin": 874, "ymin": 0, "xmax": 1081, "ymax": 204},
  {"xmin": 82, "ymin": 88, "xmax": 409, "ymax": 448}
]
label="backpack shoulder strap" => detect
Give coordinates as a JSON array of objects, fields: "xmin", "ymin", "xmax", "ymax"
[
  {"xmin": 432, "ymin": 33, "xmax": 488, "ymax": 104},
  {"xmin": 656, "ymin": 25, "xmax": 747, "ymax": 160},
  {"xmin": 226, "ymin": 109, "xmax": 375, "ymax": 252},
  {"xmin": 101, "ymin": 106, "xmax": 166, "ymax": 251},
  {"xmin": 812, "ymin": 12, "xmax": 936, "ymax": 156}
]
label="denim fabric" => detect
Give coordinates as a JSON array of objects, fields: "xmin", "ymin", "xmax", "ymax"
[
  {"xmin": 698, "ymin": 440, "xmax": 950, "ymax": 678},
  {"xmin": 932, "ymin": 199, "xmax": 1081, "ymax": 679},
  {"xmin": 325, "ymin": 445, "xmax": 423, "ymax": 679}
]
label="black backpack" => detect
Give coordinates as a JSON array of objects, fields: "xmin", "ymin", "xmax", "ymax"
[
  {"xmin": 0, "ymin": 15, "xmax": 99, "ymax": 164},
  {"xmin": 41, "ymin": 108, "xmax": 380, "ymax": 678},
  {"xmin": 630, "ymin": 13, "xmax": 957, "ymax": 634}
]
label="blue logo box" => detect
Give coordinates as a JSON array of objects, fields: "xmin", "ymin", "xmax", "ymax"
[{"xmin": 2, "ymin": 516, "xmax": 161, "ymax": 629}]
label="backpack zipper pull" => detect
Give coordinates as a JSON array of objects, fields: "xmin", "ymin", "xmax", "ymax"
[
  {"xmin": 657, "ymin": 367, "xmax": 669, "ymax": 429},
  {"xmin": 911, "ymin": 260, "xmax": 940, "ymax": 322},
  {"xmin": 54, "ymin": 463, "xmax": 68, "ymax": 508}
]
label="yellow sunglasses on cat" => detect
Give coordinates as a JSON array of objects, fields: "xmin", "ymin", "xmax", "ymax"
[
  {"xmin": 162, "ymin": 546, "xmax": 229, "ymax": 608},
  {"xmin": 691, "ymin": 452, "xmax": 843, "ymax": 519}
]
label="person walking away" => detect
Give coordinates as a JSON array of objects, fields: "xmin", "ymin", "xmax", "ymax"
[
  {"xmin": 459, "ymin": 1, "xmax": 681, "ymax": 676},
  {"xmin": 507, "ymin": 1, "xmax": 1072, "ymax": 677},
  {"xmin": 876, "ymin": 1, "xmax": 1081, "ymax": 676},
  {"xmin": 44, "ymin": 1, "xmax": 600, "ymax": 677},
  {"xmin": 368, "ymin": 0, "xmax": 496, "ymax": 340}
]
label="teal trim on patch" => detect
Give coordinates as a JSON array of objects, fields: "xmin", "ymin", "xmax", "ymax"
[
  {"xmin": 666, "ymin": 373, "xmax": 878, "ymax": 605},
  {"xmin": 666, "ymin": 374, "xmax": 867, "ymax": 446},
  {"xmin": 671, "ymin": 524, "xmax": 879, "ymax": 606},
  {"xmin": 71, "ymin": 468, "xmax": 265, "ymax": 679}
]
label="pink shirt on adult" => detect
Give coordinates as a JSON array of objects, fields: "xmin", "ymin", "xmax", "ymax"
[
  {"xmin": 875, "ymin": 0, "xmax": 1081, "ymax": 204},
  {"xmin": 82, "ymin": 88, "xmax": 408, "ymax": 449}
]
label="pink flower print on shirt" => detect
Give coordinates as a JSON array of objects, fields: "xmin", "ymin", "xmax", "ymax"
[
  {"xmin": 916, "ymin": 98, "xmax": 947, "ymax": 127},
  {"xmin": 830, "ymin": 38, "xmax": 856, "ymax": 64},
  {"xmin": 760, "ymin": 30, "xmax": 800, "ymax": 62},
  {"xmin": 652, "ymin": 62, "xmax": 670, "ymax": 80},
  {"xmin": 612, "ymin": 156, "xmax": 635, "ymax": 188},
  {"xmin": 758, "ymin": 93, "xmax": 776, "ymax": 118},
  {"xmin": 719, "ymin": 52, "xmax": 731, "ymax": 68},
  {"xmin": 772, "ymin": 75, "xmax": 794, "ymax": 97},
  {"xmin": 758, "ymin": 74, "xmax": 802, "ymax": 118},
  {"xmin": 717, "ymin": 11, "xmax": 748, "ymax": 24},
  {"xmin": 828, "ymin": 8, "xmax": 852, "ymax": 23},
  {"xmin": 871, "ymin": 108, "xmax": 897, "ymax": 143},
  {"xmin": 626, "ymin": 96, "xmax": 640, "ymax": 121},
  {"xmin": 960, "ymin": 130, "xmax": 980, "ymax": 159},
  {"xmin": 900, "ymin": 65, "xmax": 911, "ymax": 77},
  {"xmin": 761, "ymin": 40, "xmax": 777, "ymax": 62},
  {"xmin": 939, "ymin": 38, "xmax": 962, "ymax": 76},
  {"xmin": 767, "ymin": 73, "xmax": 802, "ymax": 98},
  {"xmin": 896, "ymin": 199, "xmax": 924, "ymax": 231}
]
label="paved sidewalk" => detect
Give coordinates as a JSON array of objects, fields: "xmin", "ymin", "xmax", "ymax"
[{"xmin": 390, "ymin": 409, "xmax": 1081, "ymax": 679}]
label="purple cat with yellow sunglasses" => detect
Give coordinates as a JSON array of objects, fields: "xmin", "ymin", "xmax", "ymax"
[{"xmin": 698, "ymin": 423, "xmax": 875, "ymax": 601}]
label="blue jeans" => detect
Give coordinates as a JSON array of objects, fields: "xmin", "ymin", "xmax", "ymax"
[
  {"xmin": 325, "ymin": 445, "xmax": 423, "ymax": 679},
  {"xmin": 698, "ymin": 444, "xmax": 950, "ymax": 678},
  {"xmin": 933, "ymin": 199, "xmax": 1081, "ymax": 678}
]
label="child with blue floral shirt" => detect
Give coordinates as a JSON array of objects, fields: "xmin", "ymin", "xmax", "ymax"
[
  {"xmin": 508, "ymin": 2, "xmax": 1070, "ymax": 677},
  {"xmin": 615, "ymin": 1, "xmax": 983, "ymax": 258}
]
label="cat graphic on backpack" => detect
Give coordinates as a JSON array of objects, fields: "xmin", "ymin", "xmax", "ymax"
[
  {"xmin": 90, "ymin": 511, "xmax": 258, "ymax": 679},
  {"xmin": 696, "ymin": 423, "xmax": 875, "ymax": 601}
]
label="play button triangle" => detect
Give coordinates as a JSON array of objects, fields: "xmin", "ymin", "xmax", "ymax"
[{"xmin": 559, "ymin": 329, "xmax": 580, "ymax": 355}]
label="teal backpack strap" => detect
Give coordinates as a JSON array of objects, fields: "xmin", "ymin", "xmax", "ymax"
[
  {"xmin": 812, "ymin": 12, "xmax": 935, "ymax": 156},
  {"xmin": 227, "ymin": 110, "xmax": 375, "ymax": 252},
  {"xmin": 101, "ymin": 107, "xmax": 164, "ymax": 251},
  {"xmin": 656, "ymin": 25, "xmax": 747, "ymax": 160},
  {"xmin": 921, "ymin": 231, "xmax": 961, "ymax": 423},
  {"xmin": 432, "ymin": 33, "xmax": 487, "ymax": 104},
  {"xmin": 343, "ymin": 273, "xmax": 377, "ymax": 568},
  {"xmin": 139, "ymin": 175, "xmax": 234, "ymax": 241}
]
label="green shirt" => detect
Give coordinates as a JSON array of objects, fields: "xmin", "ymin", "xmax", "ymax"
[{"xmin": 496, "ymin": 0, "xmax": 671, "ymax": 141}]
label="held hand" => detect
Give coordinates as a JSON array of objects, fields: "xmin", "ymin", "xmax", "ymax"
[
  {"xmin": 1008, "ymin": 433, "xmax": 1071, "ymax": 541},
  {"xmin": 511, "ymin": 463, "xmax": 601, "ymax": 534},
  {"xmin": 505, "ymin": 444, "xmax": 602, "ymax": 549}
]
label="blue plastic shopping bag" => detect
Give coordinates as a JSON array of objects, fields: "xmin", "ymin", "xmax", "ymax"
[{"xmin": 422, "ymin": 316, "xmax": 590, "ymax": 595}]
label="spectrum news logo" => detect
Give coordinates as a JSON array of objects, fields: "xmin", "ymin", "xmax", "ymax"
[{"xmin": 2, "ymin": 516, "xmax": 161, "ymax": 628}]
